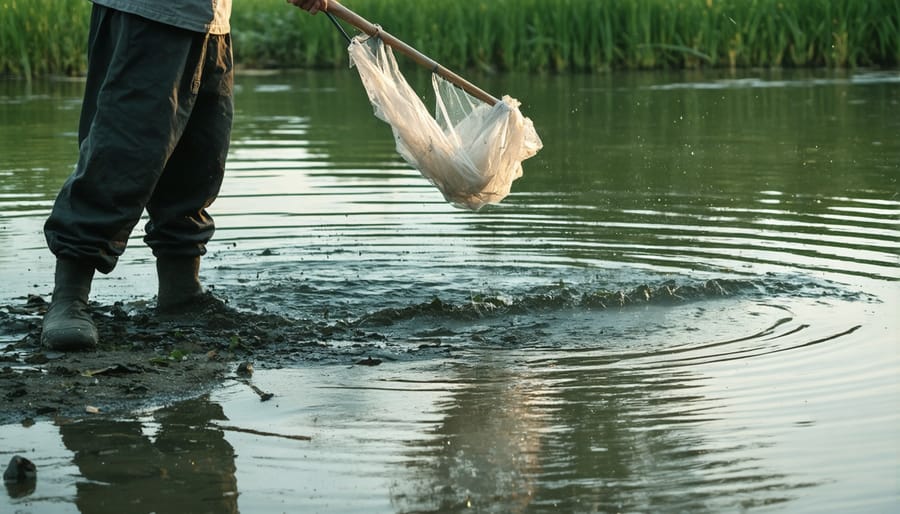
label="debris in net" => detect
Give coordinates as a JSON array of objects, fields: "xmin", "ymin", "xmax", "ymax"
[{"xmin": 348, "ymin": 35, "xmax": 542, "ymax": 210}]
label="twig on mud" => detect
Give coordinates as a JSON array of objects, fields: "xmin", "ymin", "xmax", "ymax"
[
  {"xmin": 232, "ymin": 362, "xmax": 274, "ymax": 401},
  {"xmin": 214, "ymin": 423, "xmax": 311, "ymax": 441},
  {"xmin": 239, "ymin": 379, "xmax": 274, "ymax": 401}
]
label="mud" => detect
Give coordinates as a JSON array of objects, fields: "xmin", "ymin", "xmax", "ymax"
[
  {"xmin": 0, "ymin": 293, "xmax": 392, "ymax": 425},
  {"xmin": 0, "ymin": 278, "xmax": 774, "ymax": 425}
]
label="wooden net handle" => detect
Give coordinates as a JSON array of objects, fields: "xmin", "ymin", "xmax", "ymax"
[{"xmin": 326, "ymin": 0, "xmax": 500, "ymax": 106}]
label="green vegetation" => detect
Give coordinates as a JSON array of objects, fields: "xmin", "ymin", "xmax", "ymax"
[
  {"xmin": 2, "ymin": 0, "xmax": 897, "ymax": 77},
  {"xmin": 234, "ymin": 0, "xmax": 900, "ymax": 71},
  {"xmin": 0, "ymin": 0, "xmax": 89, "ymax": 77}
]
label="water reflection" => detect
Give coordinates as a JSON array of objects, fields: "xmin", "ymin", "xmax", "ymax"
[
  {"xmin": 392, "ymin": 342, "xmax": 808, "ymax": 513},
  {"xmin": 59, "ymin": 397, "xmax": 237, "ymax": 514},
  {"xmin": 1, "ymin": 69, "xmax": 897, "ymax": 298},
  {"xmin": 392, "ymin": 357, "xmax": 543, "ymax": 513},
  {"xmin": 1, "ymin": 296, "xmax": 894, "ymax": 513},
  {"xmin": 0, "ymin": 68, "xmax": 897, "ymax": 513},
  {"xmin": 218, "ymin": 68, "xmax": 900, "ymax": 287}
]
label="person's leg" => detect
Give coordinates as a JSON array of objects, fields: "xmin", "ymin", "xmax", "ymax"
[
  {"xmin": 42, "ymin": 6, "xmax": 209, "ymax": 349},
  {"xmin": 146, "ymin": 34, "xmax": 234, "ymax": 311},
  {"xmin": 45, "ymin": 8, "xmax": 208, "ymax": 272}
]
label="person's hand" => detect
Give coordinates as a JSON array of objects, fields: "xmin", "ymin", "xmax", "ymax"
[{"xmin": 286, "ymin": 0, "xmax": 329, "ymax": 15}]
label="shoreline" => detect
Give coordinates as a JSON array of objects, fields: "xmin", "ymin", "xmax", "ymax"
[
  {"xmin": 3, "ymin": 0, "xmax": 897, "ymax": 77},
  {"xmin": 0, "ymin": 293, "xmax": 367, "ymax": 425}
]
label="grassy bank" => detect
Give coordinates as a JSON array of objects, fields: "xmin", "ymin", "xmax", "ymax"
[
  {"xmin": 2, "ymin": 0, "xmax": 898, "ymax": 77},
  {"xmin": 235, "ymin": 0, "xmax": 900, "ymax": 72},
  {"xmin": 0, "ymin": 0, "xmax": 89, "ymax": 77}
]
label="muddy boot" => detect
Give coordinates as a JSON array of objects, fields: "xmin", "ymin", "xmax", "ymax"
[
  {"xmin": 156, "ymin": 256, "xmax": 204, "ymax": 312},
  {"xmin": 41, "ymin": 259, "xmax": 98, "ymax": 351}
]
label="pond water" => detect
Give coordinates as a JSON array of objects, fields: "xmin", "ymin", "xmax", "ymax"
[{"xmin": 1, "ymin": 68, "xmax": 898, "ymax": 513}]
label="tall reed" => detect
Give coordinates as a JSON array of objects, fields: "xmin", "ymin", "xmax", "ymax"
[
  {"xmin": 0, "ymin": 0, "xmax": 89, "ymax": 78},
  {"xmin": 2, "ymin": 0, "xmax": 897, "ymax": 78},
  {"xmin": 233, "ymin": 0, "xmax": 898, "ymax": 72}
]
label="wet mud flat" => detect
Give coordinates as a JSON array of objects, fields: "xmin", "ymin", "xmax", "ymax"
[
  {"xmin": 0, "ymin": 275, "xmax": 892, "ymax": 512},
  {"xmin": 0, "ymin": 279, "xmax": 778, "ymax": 425},
  {"xmin": 0, "ymin": 293, "xmax": 394, "ymax": 425}
]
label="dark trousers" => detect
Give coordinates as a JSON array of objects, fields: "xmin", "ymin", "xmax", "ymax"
[{"xmin": 44, "ymin": 5, "xmax": 234, "ymax": 274}]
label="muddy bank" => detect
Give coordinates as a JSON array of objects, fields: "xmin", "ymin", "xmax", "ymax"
[
  {"xmin": 0, "ymin": 278, "xmax": 774, "ymax": 425},
  {"xmin": 0, "ymin": 293, "xmax": 394, "ymax": 425}
]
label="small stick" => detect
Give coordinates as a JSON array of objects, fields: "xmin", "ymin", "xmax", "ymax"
[
  {"xmin": 237, "ymin": 378, "xmax": 274, "ymax": 401},
  {"xmin": 215, "ymin": 424, "xmax": 311, "ymax": 441}
]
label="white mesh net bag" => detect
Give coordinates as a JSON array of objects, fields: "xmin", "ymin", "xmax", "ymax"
[{"xmin": 347, "ymin": 35, "xmax": 543, "ymax": 210}]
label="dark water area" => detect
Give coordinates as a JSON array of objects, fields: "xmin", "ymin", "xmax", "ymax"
[{"xmin": 1, "ymin": 68, "xmax": 898, "ymax": 512}]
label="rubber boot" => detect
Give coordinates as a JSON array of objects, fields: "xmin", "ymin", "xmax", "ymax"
[
  {"xmin": 156, "ymin": 256, "xmax": 203, "ymax": 312},
  {"xmin": 41, "ymin": 259, "xmax": 98, "ymax": 351}
]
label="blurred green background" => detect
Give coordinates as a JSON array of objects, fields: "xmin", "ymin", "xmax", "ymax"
[{"xmin": 2, "ymin": 0, "xmax": 898, "ymax": 78}]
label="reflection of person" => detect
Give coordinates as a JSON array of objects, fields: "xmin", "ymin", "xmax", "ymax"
[
  {"xmin": 41, "ymin": 0, "xmax": 329, "ymax": 351},
  {"xmin": 59, "ymin": 397, "xmax": 237, "ymax": 513}
]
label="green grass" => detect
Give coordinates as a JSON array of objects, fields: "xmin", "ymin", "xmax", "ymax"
[
  {"xmin": 0, "ymin": 0, "xmax": 89, "ymax": 77},
  {"xmin": 2, "ymin": 0, "xmax": 897, "ymax": 78}
]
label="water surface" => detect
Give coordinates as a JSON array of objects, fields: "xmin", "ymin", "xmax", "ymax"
[{"xmin": 1, "ymin": 68, "xmax": 898, "ymax": 512}]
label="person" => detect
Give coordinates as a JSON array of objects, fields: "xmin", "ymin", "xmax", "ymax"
[{"xmin": 41, "ymin": 0, "xmax": 329, "ymax": 351}]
